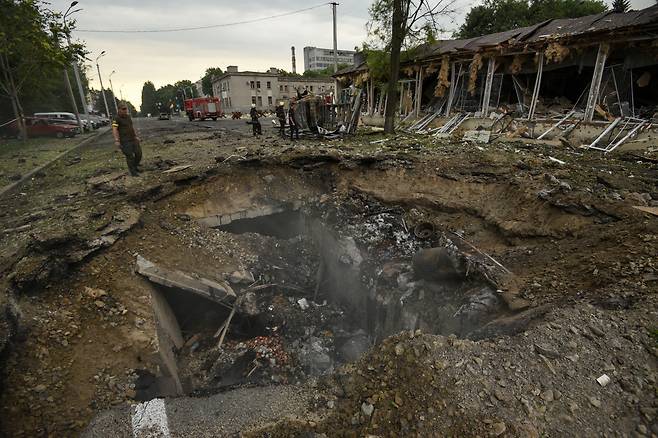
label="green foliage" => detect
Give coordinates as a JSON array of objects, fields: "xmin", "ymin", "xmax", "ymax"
[
  {"xmin": 611, "ymin": 0, "xmax": 630, "ymax": 12},
  {"xmin": 202, "ymin": 67, "xmax": 223, "ymax": 96},
  {"xmin": 362, "ymin": 47, "xmax": 390, "ymax": 83},
  {"xmin": 0, "ymin": 0, "xmax": 87, "ymax": 128},
  {"xmin": 140, "ymin": 81, "xmax": 158, "ymax": 116},
  {"xmin": 367, "ymin": 0, "xmax": 453, "ymax": 50},
  {"xmin": 457, "ymin": 0, "xmax": 608, "ymax": 38}
]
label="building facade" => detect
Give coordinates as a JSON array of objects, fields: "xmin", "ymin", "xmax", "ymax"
[
  {"xmin": 211, "ymin": 66, "xmax": 334, "ymax": 113},
  {"xmin": 303, "ymin": 47, "xmax": 355, "ymax": 71}
]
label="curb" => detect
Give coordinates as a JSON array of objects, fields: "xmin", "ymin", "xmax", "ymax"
[{"xmin": 0, "ymin": 128, "xmax": 110, "ymax": 199}]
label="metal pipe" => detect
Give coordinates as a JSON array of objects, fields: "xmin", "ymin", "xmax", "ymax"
[
  {"xmin": 588, "ymin": 117, "xmax": 621, "ymax": 148},
  {"xmin": 584, "ymin": 44, "xmax": 609, "ymax": 122},
  {"xmin": 537, "ymin": 110, "xmax": 576, "ymax": 140},
  {"xmin": 607, "ymin": 120, "xmax": 646, "ymax": 153},
  {"xmin": 528, "ymin": 53, "xmax": 544, "ymax": 121}
]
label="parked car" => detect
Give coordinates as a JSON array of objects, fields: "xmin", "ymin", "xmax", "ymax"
[
  {"xmin": 34, "ymin": 112, "xmax": 90, "ymax": 132},
  {"xmin": 4, "ymin": 117, "xmax": 79, "ymax": 138},
  {"xmin": 158, "ymin": 112, "xmax": 171, "ymax": 120}
]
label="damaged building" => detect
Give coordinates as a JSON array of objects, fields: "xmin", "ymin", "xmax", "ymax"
[{"xmin": 336, "ymin": 5, "xmax": 658, "ymax": 151}]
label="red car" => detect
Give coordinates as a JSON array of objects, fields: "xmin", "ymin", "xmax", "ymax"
[{"xmin": 3, "ymin": 117, "xmax": 79, "ymax": 138}]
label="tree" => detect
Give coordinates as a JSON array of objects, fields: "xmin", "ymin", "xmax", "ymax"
[
  {"xmin": 368, "ymin": 0, "xmax": 456, "ymax": 133},
  {"xmin": 140, "ymin": 81, "xmax": 157, "ymax": 116},
  {"xmin": 457, "ymin": 0, "xmax": 607, "ymax": 38},
  {"xmin": 0, "ymin": 0, "xmax": 83, "ymax": 140},
  {"xmin": 611, "ymin": 0, "xmax": 630, "ymax": 12},
  {"xmin": 201, "ymin": 67, "xmax": 223, "ymax": 96}
]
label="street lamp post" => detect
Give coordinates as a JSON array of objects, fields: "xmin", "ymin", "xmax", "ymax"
[
  {"xmin": 63, "ymin": 1, "xmax": 84, "ymax": 133},
  {"xmin": 95, "ymin": 51, "xmax": 111, "ymax": 119},
  {"xmin": 109, "ymin": 70, "xmax": 119, "ymax": 113}
]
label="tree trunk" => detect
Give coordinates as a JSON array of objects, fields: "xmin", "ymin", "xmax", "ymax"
[
  {"xmin": 0, "ymin": 53, "xmax": 27, "ymax": 140},
  {"xmin": 384, "ymin": 0, "xmax": 405, "ymax": 134}
]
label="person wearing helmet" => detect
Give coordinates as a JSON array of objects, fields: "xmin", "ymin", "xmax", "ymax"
[
  {"xmin": 249, "ymin": 103, "xmax": 261, "ymax": 136},
  {"xmin": 288, "ymin": 98, "xmax": 299, "ymax": 140},
  {"xmin": 275, "ymin": 102, "xmax": 286, "ymax": 138}
]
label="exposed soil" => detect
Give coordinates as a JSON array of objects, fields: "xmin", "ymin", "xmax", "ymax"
[{"xmin": 0, "ymin": 118, "xmax": 656, "ymax": 437}]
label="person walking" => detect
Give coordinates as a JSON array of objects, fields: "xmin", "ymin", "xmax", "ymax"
[
  {"xmin": 249, "ymin": 104, "xmax": 262, "ymax": 136},
  {"xmin": 288, "ymin": 98, "xmax": 299, "ymax": 140},
  {"xmin": 112, "ymin": 104, "xmax": 142, "ymax": 176},
  {"xmin": 275, "ymin": 102, "xmax": 286, "ymax": 138}
]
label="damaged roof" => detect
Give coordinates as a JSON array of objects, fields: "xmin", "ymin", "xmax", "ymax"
[
  {"xmin": 334, "ymin": 61, "xmax": 368, "ymax": 77},
  {"xmin": 418, "ymin": 4, "xmax": 658, "ymax": 59}
]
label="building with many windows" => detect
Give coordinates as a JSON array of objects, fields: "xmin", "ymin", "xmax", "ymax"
[
  {"xmin": 211, "ymin": 66, "xmax": 334, "ymax": 113},
  {"xmin": 303, "ymin": 46, "xmax": 355, "ymax": 71}
]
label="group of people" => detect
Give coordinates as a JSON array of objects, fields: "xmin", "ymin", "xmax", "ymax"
[
  {"xmin": 112, "ymin": 98, "xmax": 305, "ymax": 178},
  {"xmin": 250, "ymin": 99, "xmax": 300, "ymax": 140}
]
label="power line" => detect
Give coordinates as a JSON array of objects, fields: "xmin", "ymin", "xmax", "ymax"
[{"xmin": 76, "ymin": 3, "xmax": 331, "ymax": 33}]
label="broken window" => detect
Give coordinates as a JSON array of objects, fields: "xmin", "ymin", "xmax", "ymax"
[
  {"xmin": 256, "ymin": 81, "xmax": 261, "ymax": 89},
  {"xmin": 251, "ymin": 96, "xmax": 256, "ymax": 105},
  {"xmin": 268, "ymin": 96, "xmax": 273, "ymax": 105}
]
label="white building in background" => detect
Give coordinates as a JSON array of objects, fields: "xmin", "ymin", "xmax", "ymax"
[
  {"xmin": 303, "ymin": 46, "xmax": 355, "ymax": 71},
  {"xmin": 211, "ymin": 66, "xmax": 334, "ymax": 113}
]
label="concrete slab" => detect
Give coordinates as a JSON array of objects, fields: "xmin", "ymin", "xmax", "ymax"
[{"xmin": 135, "ymin": 255, "xmax": 236, "ymax": 305}]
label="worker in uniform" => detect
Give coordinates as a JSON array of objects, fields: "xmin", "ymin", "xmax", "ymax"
[
  {"xmin": 249, "ymin": 104, "xmax": 262, "ymax": 136},
  {"xmin": 112, "ymin": 104, "xmax": 142, "ymax": 176},
  {"xmin": 275, "ymin": 102, "xmax": 286, "ymax": 138},
  {"xmin": 288, "ymin": 98, "xmax": 299, "ymax": 140}
]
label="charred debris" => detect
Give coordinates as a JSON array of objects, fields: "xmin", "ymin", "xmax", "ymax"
[{"xmin": 133, "ymin": 193, "xmax": 518, "ymax": 398}]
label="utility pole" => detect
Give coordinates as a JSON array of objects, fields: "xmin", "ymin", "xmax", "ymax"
[
  {"xmin": 63, "ymin": 71, "xmax": 83, "ymax": 132},
  {"xmin": 63, "ymin": 1, "xmax": 84, "ymax": 133},
  {"xmin": 331, "ymin": 2, "xmax": 339, "ymax": 73},
  {"xmin": 95, "ymin": 51, "xmax": 111, "ymax": 119},
  {"xmin": 109, "ymin": 70, "xmax": 119, "ymax": 113}
]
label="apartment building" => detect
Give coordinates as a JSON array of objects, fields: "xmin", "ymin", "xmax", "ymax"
[
  {"xmin": 303, "ymin": 46, "xmax": 355, "ymax": 71},
  {"xmin": 211, "ymin": 66, "xmax": 334, "ymax": 112}
]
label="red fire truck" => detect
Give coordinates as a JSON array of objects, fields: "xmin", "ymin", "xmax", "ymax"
[{"xmin": 184, "ymin": 97, "xmax": 222, "ymax": 121}]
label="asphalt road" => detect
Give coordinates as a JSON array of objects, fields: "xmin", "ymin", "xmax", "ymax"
[{"xmin": 82, "ymin": 385, "xmax": 311, "ymax": 438}]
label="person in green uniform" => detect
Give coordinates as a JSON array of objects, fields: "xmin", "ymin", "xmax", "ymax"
[{"xmin": 112, "ymin": 104, "xmax": 142, "ymax": 176}]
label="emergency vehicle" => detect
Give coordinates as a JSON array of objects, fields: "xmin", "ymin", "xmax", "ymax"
[{"xmin": 184, "ymin": 97, "xmax": 221, "ymax": 121}]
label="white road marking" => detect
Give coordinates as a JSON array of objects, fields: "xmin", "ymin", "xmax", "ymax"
[{"xmin": 131, "ymin": 398, "xmax": 171, "ymax": 438}]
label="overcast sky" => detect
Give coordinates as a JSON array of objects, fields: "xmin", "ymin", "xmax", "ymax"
[{"xmin": 48, "ymin": 0, "xmax": 655, "ymax": 110}]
